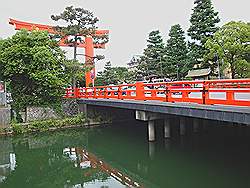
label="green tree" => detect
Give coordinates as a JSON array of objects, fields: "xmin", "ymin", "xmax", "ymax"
[
  {"xmin": 95, "ymin": 61, "xmax": 115, "ymax": 86},
  {"xmin": 165, "ymin": 24, "xmax": 189, "ymax": 80},
  {"xmin": 205, "ymin": 21, "xmax": 250, "ymax": 79},
  {"xmin": 63, "ymin": 59, "xmax": 86, "ymax": 87},
  {"xmin": 127, "ymin": 55, "xmax": 141, "ymax": 81},
  {"xmin": 51, "ymin": 6, "xmax": 99, "ymax": 59},
  {"xmin": 138, "ymin": 30, "xmax": 166, "ymax": 78},
  {"xmin": 0, "ymin": 30, "xmax": 69, "ymax": 121},
  {"xmin": 112, "ymin": 67, "xmax": 131, "ymax": 84},
  {"xmin": 188, "ymin": 0, "xmax": 220, "ymax": 66},
  {"xmin": 95, "ymin": 62, "xmax": 132, "ymax": 86}
]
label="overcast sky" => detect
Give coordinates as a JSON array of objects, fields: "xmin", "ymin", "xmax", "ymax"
[{"xmin": 0, "ymin": 0, "xmax": 249, "ymax": 72}]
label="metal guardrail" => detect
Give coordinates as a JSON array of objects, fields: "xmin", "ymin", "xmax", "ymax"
[{"xmin": 64, "ymin": 79, "xmax": 250, "ymax": 107}]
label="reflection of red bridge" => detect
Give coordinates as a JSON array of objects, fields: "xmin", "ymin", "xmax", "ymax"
[
  {"xmin": 74, "ymin": 147, "xmax": 143, "ymax": 188},
  {"xmin": 64, "ymin": 79, "xmax": 250, "ymax": 107}
]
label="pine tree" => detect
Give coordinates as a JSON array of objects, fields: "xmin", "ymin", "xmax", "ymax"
[
  {"xmin": 138, "ymin": 30, "xmax": 166, "ymax": 78},
  {"xmin": 102, "ymin": 61, "xmax": 115, "ymax": 85},
  {"xmin": 51, "ymin": 6, "xmax": 101, "ymax": 60},
  {"xmin": 95, "ymin": 62, "xmax": 131, "ymax": 85},
  {"xmin": 187, "ymin": 0, "xmax": 220, "ymax": 66},
  {"xmin": 165, "ymin": 24, "xmax": 189, "ymax": 80},
  {"xmin": 51, "ymin": 6, "xmax": 108, "ymax": 87}
]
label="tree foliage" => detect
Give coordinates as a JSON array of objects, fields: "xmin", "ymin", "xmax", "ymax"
[
  {"xmin": 205, "ymin": 21, "xmax": 250, "ymax": 78},
  {"xmin": 137, "ymin": 30, "xmax": 166, "ymax": 78},
  {"xmin": 51, "ymin": 6, "xmax": 98, "ymax": 36},
  {"xmin": 51, "ymin": 6, "xmax": 108, "ymax": 87},
  {"xmin": 127, "ymin": 55, "xmax": 142, "ymax": 81},
  {"xmin": 165, "ymin": 24, "xmax": 189, "ymax": 79},
  {"xmin": 0, "ymin": 30, "xmax": 69, "ymax": 121},
  {"xmin": 51, "ymin": 6, "xmax": 108, "ymax": 56},
  {"xmin": 187, "ymin": 0, "xmax": 220, "ymax": 65},
  {"xmin": 95, "ymin": 62, "xmax": 131, "ymax": 86},
  {"xmin": 63, "ymin": 59, "xmax": 87, "ymax": 87}
]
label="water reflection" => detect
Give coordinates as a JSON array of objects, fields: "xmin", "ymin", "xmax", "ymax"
[
  {"xmin": 148, "ymin": 142, "xmax": 155, "ymax": 159},
  {"xmin": 0, "ymin": 131, "xmax": 133, "ymax": 188},
  {"xmin": 0, "ymin": 137, "xmax": 16, "ymax": 183},
  {"xmin": 63, "ymin": 147, "xmax": 143, "ymax": 188},
  {"xmin": 1, "ymin": 122, "xmax": 250, "ymax": 188}
]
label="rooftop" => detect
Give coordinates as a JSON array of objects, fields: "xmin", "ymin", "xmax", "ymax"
[{"xmin": 186, "ymin": 68, "xmax": 211, "ymax": 78}]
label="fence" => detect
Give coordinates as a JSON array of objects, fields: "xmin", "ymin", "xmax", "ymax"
[{"xmin": 64, "ymin": 79, "xmax": 250, "ymax": 107}]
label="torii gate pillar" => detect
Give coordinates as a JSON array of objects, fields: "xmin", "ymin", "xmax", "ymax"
[{"xmin": 85, "ymin": 36, "xmax": 94, "ymax": 87}]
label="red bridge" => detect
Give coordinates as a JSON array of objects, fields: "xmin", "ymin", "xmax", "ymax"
[{"xmin": 64, "ymin": 79, "xmax": 250, "ymax": 107}]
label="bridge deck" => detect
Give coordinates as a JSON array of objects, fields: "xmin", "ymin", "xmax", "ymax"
[{"xmin": 79, "ymin": 99, "xmax": 250, "ymax": 124}]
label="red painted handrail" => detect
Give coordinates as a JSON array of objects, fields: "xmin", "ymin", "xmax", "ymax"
[{"xmin": 64, "ymin": 79, "xmax": 250, "ymax": 107}]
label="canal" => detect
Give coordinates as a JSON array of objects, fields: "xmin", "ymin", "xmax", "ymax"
[{"xmin": 0, "ymin": 120, "xmax": 250, "ymax": 188}]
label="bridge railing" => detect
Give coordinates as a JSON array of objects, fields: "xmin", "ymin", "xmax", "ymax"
[{"xmin": 64, "ymin": 79, "xmax": 250, "ymax": 107}]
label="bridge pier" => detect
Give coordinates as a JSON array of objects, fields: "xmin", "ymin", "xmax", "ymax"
[
  {"xmin": 136, "ymin": 110, "xmax": 162, "ymax": 142},
  {"xmin": 148, "ymin": 120, "xmax": 155, "ymax": 142},
  {"xmin": 136, "ymin": 111, "xmax": 173, "ymax": 141}
]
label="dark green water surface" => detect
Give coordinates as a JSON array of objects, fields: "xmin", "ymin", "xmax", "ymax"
[{"xmin": 1, "ymin": 120, "xmax": 250, "ymax": 188}]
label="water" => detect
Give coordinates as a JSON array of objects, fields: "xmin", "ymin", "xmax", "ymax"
[{"xmin": 0, "ymin": 120, "xmax": 250, "ymax": 188}]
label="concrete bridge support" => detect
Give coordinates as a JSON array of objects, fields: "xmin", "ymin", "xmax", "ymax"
[
  {"xmin": 148, "ymin": 120, "xmax": 155, "ymax": 141},
  {"xmin": 136, "ymin": 110, "xmax": 163, "ymax": 142}
]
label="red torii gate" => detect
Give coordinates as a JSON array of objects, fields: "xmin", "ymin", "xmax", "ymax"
[{"xmin": 9, "ymin": 18, "xmax": 109, "ymax": 87}]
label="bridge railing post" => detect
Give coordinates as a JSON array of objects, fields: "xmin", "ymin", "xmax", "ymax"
[
  {"xmin": 136, "ymin": 82, "xmax": 145, "ymax": 100},
  {"xmin": 182, "ymin": 90, "xmax": 189, "ymax": 102},
  {"xmin": 104, "ymin": 87, "xmax": 108, "ymax": 99},
  {"xmin": 165, "ymin": 83, "xmax": 169, "ymax": 102},
  {"xmin": 226, "ymin": 90, "xmax": 234, "ymax": 104},
  {"xmin": 74, "ymin": 87, "xmax": 79, "ymax": 98},
  {"xmin": 85, "ymin": 87, "xmax": 88, "ymax": 99},
  {"xmin": 93, "ymin": 87, "xmax": 97, "ymax": 99},
  {"xmin": 118, "ymin": 85, "xmax": 122, "ymax": 99},
  {"xmin": 202, "ymin": 81, "xmax": 208, "ymax": 104}
]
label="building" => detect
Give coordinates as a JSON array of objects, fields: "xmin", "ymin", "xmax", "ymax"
[{"xmin": 186, "ymin": 68, "xmax": 211, "ymax": 80}]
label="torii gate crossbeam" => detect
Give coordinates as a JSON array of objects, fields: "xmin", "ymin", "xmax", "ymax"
[{"xmin": 9, "ymin": 18, "xmax": 109, "ymax": 87}]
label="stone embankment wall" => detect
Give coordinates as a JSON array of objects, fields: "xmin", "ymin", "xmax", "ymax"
[
  {"xmin": 25, "ymin": 99, "xmax": 80, "ymax": 122},
  {"xmin": 25, "ymin": 107, "xmax": 59, "ymax": 122},
  {"xmin": 0, "ymin": 93, "xmax": 6, "ymax": 106},
  {"xmin": 0, "ymin": 99, "xmax": 80, "ymax": 127},
  {"xmin": 0, "ymin": 107, "xmax": 11, "ymax": 129}
]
